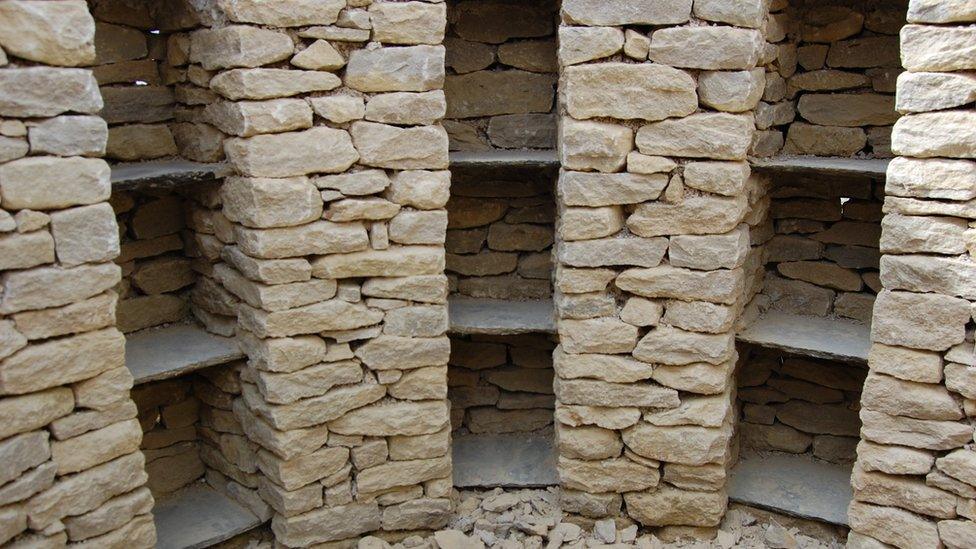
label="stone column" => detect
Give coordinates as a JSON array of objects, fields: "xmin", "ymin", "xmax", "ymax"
[
  {"xmin": 847, "ymin": 2, "xmax": 976, "ymax": 547},
  {"xmin": 553, "ymin": 0, "xmax": 768, "ymax": 536},
  {"xmin": 195, "ymin": 1, "xmax": 452, "ymax": 546},
  {"xmin": 0, "ymin": 1, "xmax": 153, "ymax": 546}
]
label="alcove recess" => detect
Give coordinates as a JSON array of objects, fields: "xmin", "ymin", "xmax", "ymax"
[
  {"xmin": 442, "ymin": 0, "xmax": 561, "ymax": 488},
  {"xmin": 728, "ymin": 0, "xmax": 904, "ymax": 526},
  {"xmin": 90, "ymin": 0, "xmax": 264, "ymax": 546}
]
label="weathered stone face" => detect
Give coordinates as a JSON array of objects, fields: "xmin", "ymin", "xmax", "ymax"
[{"xmin": 563, "ymin": 63, "xmax": 697, "ymax": 121}]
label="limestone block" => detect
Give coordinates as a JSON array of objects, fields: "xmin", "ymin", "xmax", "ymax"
[
  {"xmin": 234, "ymin": 220, "xmax": 367, "ymax": 259},
  {"xmin": 559, "ymin": 171, "xmax": 667, "ymax": 207},
  {"xmin": 28, "ymin": 451, "xmax": 147, "ymax": 529},
  {"xmin": 557, "ymin": 316, "xmax": 637, "ymax": 354},
  {"xmin": 388, "ymin": 210, "xmax": 448, "ymax": 245},
  {"xmin": 556, "ymin": 378, "xmax": 678, "ymax": 409},
  {"xmin": 881, "ymin": 213, "xmax": 968, "ymax": 254},
  {"xmin": 0, "ymin": 262, "xmax": 119, "ymax": 315},
  {"xmin": 783, "ymin": 123, "xmax": 866, "ymax": 156},
  {"xmin": 848, "ymin": 501, "xmax": 941, "ymax": 548},
  {"xmin": 215, "ymin": 264, "xmax": 336, "ymax": 313},
  {"xmin": 798, "ymin": 94, "xmax": 898, "ymax": 127},
  {"xmin": 62, "ymin": 487, "xmax": 153, "ymax": 542},
  {"xmin": 221, "ymin": 176, "xmax": 321, "ymax": 229},
  {"xmin": 694, "ymin": 0, "xmax": 765, "ymax": 28},
  {"xmin": 487, "ymin": 222, "xmax": 552, "ymax": 251},
  {"xmin": 896, "ymin": 72, "xmax": 976, "ymax": 113},
  {"xmin": 777, "ymin": 261, "xmax": 862, "ymax": 291},
  {"xmin": 238, "ymin": 299, "xmax": 382, "ymax": 338},
  {"xmin": 351, "ymin": 121, "xmax": 448, "ymax": 169},
  {"xmin": 381, "ymin": 498, "xmax": 450, "ymax": 531},
  {"xmin": 940, "ymin": 520, "xmax": 976, "ymax": 549},
  {"xmin": 564, "ymin": 63, "xmax": 697, "ymax": 121},
  {"xmin": 189, "ymin": 26, "xmax": 293, "ymax": 70},
  {"xmin": 48, "ymin": 203, "xmax": 118, "ymax": 267},
  {"xmin": 635, "ymin": 113, "xmax": 753, "ymax": 160},
  {"xmin": 669, "ymin": 226, "xmax": 750, "ymax": 270},
  {"xmin": 852, "ymin": 466, "xmax": 957, "ymax": 519},
  {"xmin": 901, "ymin": 25, "xmax": 976, "ymax": 72},
  {"xmin": 356, "ymin": 456, "xmax": 450, "ymax": 496},
  {"xmin": 0, "ymin": 230, "xmax": 54, "ymax": 272},
  {"xmin": 346, "ymin": 45, "xmax": 445, "ymax": 92},
  {"xmin": 50, "ymin": 419, "xmax": 141, "ymax": 476},
  {"xmin": 662, "ymin": 301, "xmax": 736, "ymax": 334},
  {"xmin": 0, "ymin": 156, "xmax": 109, "ymax": 211},
  {"xmin": 857, "ymin": 439, "xmax": 934, "ymax": 476},
  {"xmin": 557, "ymin": 27, "xmax": 624, "ymax": 66},
  {"xmin": 892, "ymin": 111, "xmax": 976, "ymax": 159},
  {"xmin": 386, "ymin": 170, "xmax": 451, "ymax": 209},
  {"xmin": 218, "ymin": 0, "xmax": 343, "ymax": 25},
  {"xmin": 365, "ymin": 91, "xmax": 446, "ymax": 126},
  {"xmin": 633, "ymin": 326, "xmax": 734, "ymax": 366},
  {"xmin": 311, "ymin": 245, "xmax": 445, "ymax": 278},
  {"xmin": 559, "ymin": 456, "xmax": 659, "ymax": 493},
  {"xmin": 487, "ymin": 113, "xmax": 556, "ymax": 149},
  {"xmin": 0, "ymin": 0, "xmax": 95, "ymax": 66},
  {"xmin": 561, "ymin": 0, "xmax": 692, "ymax": 26},
  {"xmin": 444, "ymin": 37, "xmax": 493, "ymax": 74},
  {"xmin": 872, "ymin": 290, "xmax": 969, "ymax": 351},
  {"xmin": 740, "ymin": 422, "xmax": 811, "ymax": 453},
  {"xmin": 253, "ymin": 360, "xmax": 360, "ymax": 405},
  {"xmin": 27, "ymin": 116, "xmax": 106, "ymax": 157},
  {"xmin": 826, "ymin": 36, "xmax": 900, "ymax": 68},
  {"xmin": 205, "ymin": 99, "xmax": 312, "ymax": 137},
  {"xmin": 444, "ymin": 70, "xmax": 554, "ymax": 118},
  {"xmin": 105, "ymin": 124, "xmax": 177, "ymax": 161},
  {"xmin": 560, "ymin": 119, "xmax": 632, "ymax": 173},
  {"xmin": 908, "ymin": 0, "xmax": 976, "ymax": 23},
  {"xmin": 682, "ymin": 161, "xmax": 750, "ymax": 197},
  {"xmin": 0, "ymin": 67, "xmax": 101, "ymax": 118},
  {"xmin": 559, "ymin": 425, "xmax": 622, "ymax": 461},
  {"xmin": 868, "ymin": 343, "xmax": 943, "ymax": 385},
  {"xmin": 788, "ymin": 70, "xmax": 869, "ymax": 92},
  {"xmin": 0, "ymin": 430, "xmax": 49, "ymax": 488},
  {"xmin": 330, "ymin": 400, "xmax": 445, "ymax": 440},
  {"xmin": 211, "ymin": 68, "xmax": 341, "ymax": 100},
  {"xmin": 555, "ymin": 405, "xmax": 640, "ymax": 431},
  {"xmin": 272, "ymin": 502, "xmax": 380, "ymax": 546},
  {"xmin": 559, "ymin": 207, "xmax": 624, "ymax": 241},
  {"xmin": 497, "ymin": 39, "xmax": 556, "ymax": 73},
  {"xmin": 225, "ymin": 126, "xmax": 358, "ymax": 177},
  {"xmin": 308, "ymin": 95, "xmax": 364, "ymax": 123},
  {"xmin": 627, "ymin": 194, "xmax": 749, "ymax": 237},
  {"xmin": 0, "ymin": 328, "xmax": 123, "ymax": 394},
  {"xmin": 623, "ymin": 422, "xmax": 729, "ymax": 466},
  {"xmin": 616, "ymin": 265, "xmax": 742, "ymax": 305},
  {"xmin": 881, "ymin": 255, "xmax": 976, "ymax": 301},
  {"xmin": 370, "ymin": 1, "xmax": 445, "ymax": 45},
  {"xmin": 698, "ymin": 69, "xmax": 764, "ymax": 113},
  {"xmin": 861, "ymin": 408, "xmax": 972, "ymax": 450},
  {"xmin": 291, "ymin": 39, "xmax": 345, "ymax": 71},
  {"xmin": 936, "ymin": 449, "xmax": 976, "ymax": 488},
  {"xmin": 645, "ymin": 391, "xmax": 730, "ymax": 429},
  {"xmin": 257, "ymin": 446, "xmax": 347, "ymax": 490},
  {"xmin": 648, "ymin": 27, "xmax": 762, "ymax": 70},
  {"xmin": 625, "ymin": 487, "xmax": 725, "ymax": 527},
  {"xmin": 354, "ymin": 335, "xmax": 450, "ymax": 370}
]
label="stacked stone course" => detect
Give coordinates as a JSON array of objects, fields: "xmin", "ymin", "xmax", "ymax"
[{"xmin": 0, "ymin": 0, "xmax": 154, "ymax": 546}]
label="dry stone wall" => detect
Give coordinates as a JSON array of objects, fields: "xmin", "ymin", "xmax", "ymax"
[
  {"xmin": 760, "ymin": 173, "xmax": 883, "ymax": 322},
  {"xmin": 450, "ymin": 334, "xmax": 556, "ymax": 435},
  {"xmin": 847, "ymin": 0, "xmax": 976, "ymax": 546},
  {"xmin": 552, "ymin": 0, "xmax": 769, "ymax": 534},
  {"xmin": 755, "ymin": 0, "xmax": 904, "ymax": 158},
  {"xmin": 443, "ymin": 0, "xmax": 558, "ymax": 152},
  {"xmin": 0, "ymin": 0, "xmax": 154, "ymax": 546}
]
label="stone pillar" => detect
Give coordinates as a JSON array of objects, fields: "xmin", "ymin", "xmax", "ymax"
[
  {"xmin": 195, "ymin": 1, "xmax": 452, "ymax": 546},
  {"xmin": 847, "ymin": 2, "xmax": 976, "ymax": 547},
  {"xmin": 0, "ymin": 1, "xmax": 154, "ymax": 546},
  {"xmin": 553, "ymin": 0, "xmax": 768, "ymax": 535}
]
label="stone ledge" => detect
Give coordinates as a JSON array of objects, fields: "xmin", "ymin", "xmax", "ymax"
[
  {"xmin": 111, "ymin": 160, "xmax": 229, "ymax": 191},
  {"xmin": 448, "ymin": 297, "xmax": 556, "ymax": 335},
  {"xmin": 449, "ymin": 150, "xmax": 559, "ymax": 169},
  {"xmin": 154, "ymin": 483, "xmax": 263, "ymax": 549},
  {"xmin": 125, "ymin": 323, "xmax": 244, "ymax": 385},
  {"xmin": 728, "ymin": 451, "xmax": 853, "ymax": 526},
  {"xmin": 751, "ymin": 156, "xmax": 890, "ymax": 179},
  {"xmin": 737, "ymin": 311, "xmax": 871, "ymax": 363}
]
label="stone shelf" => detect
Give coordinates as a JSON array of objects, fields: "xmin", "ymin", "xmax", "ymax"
[
  {"xmin": 453, "ymin": 433, "xmax": 558, "ymax": 488},
  {"xmin": 449, "ymin": 150, "xmax": 559, "ymax": 169},
  {"xmin": 448, "ymin": 297, "xmax": 556, "ymax": 335},
  {"xmin": 154, "ymin": 483, "xmax": 264, "ymax": 549},
  {"xmin": 126, "ymin": 323, "xmax": 244, "ymax": 385},
  {"xmin": 737, "ymin": 311, "xmax": 871, "ymax": 363},
  {"xmin": 751, "ymin": 156, "xmax": 890, "ymax": 178},
  {"xmin": 111, "ymin": 160, "xmax": 228, "ymax": 191},
  {"xmin": 728, "ymin": 451, "xmax": 853, "ymax": 526}
]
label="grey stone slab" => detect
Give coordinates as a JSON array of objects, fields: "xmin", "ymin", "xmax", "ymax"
[
  {"xmin": 111, "ymin": 160, "xmax": 229, "ymax": 191},
  {"xmin": 752, "ymin": 156, "xmax": 889, "ymax": 179},
  {"xmin": 449, "ymin": 297, "xmax": 556, "ymax": 335},
  {"xmin": 453, "ymin": 433, "xmax": 558, "ymax": 488},
  {"xmin": 728, "ymin": 451, "xmax": 853, "ymax": 526},
  {"xmin": 450, "ymin": 149, "xmax": 559, "ymax": 168},
  {"xmin": 125, "ymin": 323, "xmax": 244, "ymax": 385},
  {"xmin": 737, "ymin": 311, "xmax": 870, "ymax": 363},
  {"xmin": 154, "ymin": 483, "xmax": 263, "ymax": 549}
]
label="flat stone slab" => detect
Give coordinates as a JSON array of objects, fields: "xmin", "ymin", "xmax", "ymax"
[
  {"xmin": 450, "ymin": 149, "xmax": 559, "ymax": 168},
  {"xmin": 126, "ymin": 323, "xmax": 244, "ymax": 385},
  {"xmin": 729, "ymin": 451, "xmax": 853, "ymax": 526},
  {"xmin": 752, "ymin": 155, "xmax": 889, "ymax": 178},
  {"xmin": 155, "ymin": 483, "xmax": 263, "ymax": 549},
  {"xmin": 111, "ymin": 160, "xmax": 229, "ymax": 191},
  {"xmin": 453, "ymin": 433, "xmax": 558, "ymax": 488},
  {"xmin": 737, "ymin": 311, "xmax": 870, "ymax": 363},
  {"xmin": 449, "ymin": 297, "xmax": 555, "ymax": 335}
]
